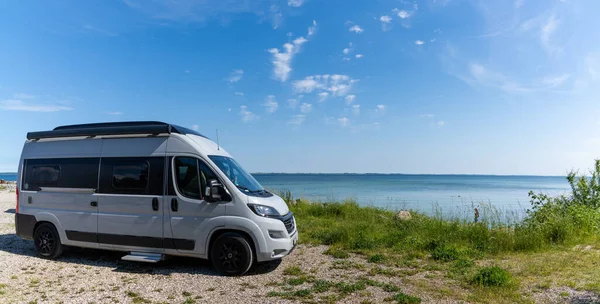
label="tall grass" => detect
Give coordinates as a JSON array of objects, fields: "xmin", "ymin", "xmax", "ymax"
[{"xmin": 282, "ymin": 160, "xmax": 600, "ymax": 257}]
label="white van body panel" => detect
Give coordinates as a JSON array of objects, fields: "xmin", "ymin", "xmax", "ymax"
[{"xmin": 16, "ymin": 125, "xmax": 297, "ymax": 265}]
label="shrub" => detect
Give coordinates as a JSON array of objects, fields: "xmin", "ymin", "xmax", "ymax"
[
  {"xmin": 471, "ymin": 266, "xmax": 512, "ymax": 287},
  {"xmin": 368, "ymin": 253, "xmax": 386, "ymax": 263},
  {"xmin": 312, "ymin": 280, "xmax": 333, "ymax": 293},
  {"xmin": 431, "ymin": 246, "xmax": 460, "ymax": 262},
  {"xmin": 283, "ymin": 266, "xmax": 303, "ymax": 276},
  {"xmin": 392, "ymin": 292, "xmax": 422, "ymax": 304},
  {"xmin": 324, "ymin": 247, "xmax": 349, "ymax": 259}
]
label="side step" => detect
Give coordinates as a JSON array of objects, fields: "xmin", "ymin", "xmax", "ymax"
[{"xmin": 121, "ymin": 252, "xmax": 165, "ymax": 263}]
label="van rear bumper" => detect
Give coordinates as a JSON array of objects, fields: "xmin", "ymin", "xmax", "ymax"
[{"xmin": 15, "ymin": 213, "xmax": 37, "ymax": 240}]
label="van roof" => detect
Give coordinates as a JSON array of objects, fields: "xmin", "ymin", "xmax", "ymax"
[{"xmin": 27, "ymin": 121, "xmax": 208, "ymax": 140}]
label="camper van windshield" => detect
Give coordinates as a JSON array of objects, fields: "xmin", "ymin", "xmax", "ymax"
[{"xmin": 208, "ymin": 156, "xmax": 265, "ymax": 193}]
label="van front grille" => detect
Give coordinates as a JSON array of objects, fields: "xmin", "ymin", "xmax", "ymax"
[{"xmin": 281, "ymin": 213, "xmax": 295, "ymax": 234}]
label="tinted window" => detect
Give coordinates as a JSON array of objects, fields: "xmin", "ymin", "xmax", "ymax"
[
  {"xmin": 23, "ymin": 158, "xmax": 99, "ymax": 191},
  {"xmin": 99, "ymin": 157, "xmax": 164, "ymax": 195},
  {"xmin": 175, "ymin": 157, "xmax": 200, "ymax": 199},
  {"xmin": 31, "ymin": 165, "xmax": 60, "ymax": 185},
  {"xmin": 112, "ymin": 161, "xmax": 149, "ymax": 189}
]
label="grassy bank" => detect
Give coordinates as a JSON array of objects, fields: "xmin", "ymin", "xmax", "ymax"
[{"xmin": 272, "ymin": 160, "xmax": 600, "ymax": 302}]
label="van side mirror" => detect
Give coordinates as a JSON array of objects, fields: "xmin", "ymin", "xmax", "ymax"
[{"xmin": 205, "ymin": 180, "xmax": 231, "ymax": 202}]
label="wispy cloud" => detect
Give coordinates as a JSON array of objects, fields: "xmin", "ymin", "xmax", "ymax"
[
  {"xmin": 348, "ymin": 24, "xmax": 364, "ymax": 33},
  {"xmin": 318, "ymin": 92, "xmax": 329, "ymax": 102},
  {"xmin": 292, "ymin": 74, "xmax": 358, "ymax": 97},
  {"xmin": 234, "ymin": 91, "xmax": 244, "ymax": 96},
  {"xmin": 12, "ymin": 93, "xmax": 35, "ymax": 99},
  {"xmin": 268, "ymin": 21, "xmax": 316, "ymax": 82},
  {"xmin": 352, "ymin": 104, "xmax": 360, "ymax": 115},
  {"xmin": 288, "ymin": 0, "xmax": 305, "ymax": 7},
  {"xmin": 542, "ymin": 74, "xmax": 571, "ymax": 87},
  {"xmin": 345, "ymin": 95, "xmax": 356, "ymax": 104},
  {"xmin": 288, "ymin": 114, "xmax": 306, "ymax": 125},
  {"xmin": 541, "ymin": 15, "xmax": 560, "ymax": 54},
  {"xmin": 191, "ymin": 124, "xmax": 200, "ymax": 131},
  {"xmin": 393, "ymin": 8, "xmax": 411, "ymax": 19},
  {"xmin": 82, "ymin": 24, "xmax": 117, "ymax": 36},
  {"xmin": 0, "ymin": 100, "xmax": 73, "ymax": 112},
  {"xmin": 262, "ymin": 95, "xmax": 278, "ymax": 113},
  {"xmin": 300, "ymin": 102, "xmax": 312, "ymax": 113},
  {"xmin": 515, "ymin": 0, "xmax": 525, "ymax": 8},
  {"xmin": 343, "ymin": 43, "xmax": 353, "ymax": 55},
  {"xmin": 107, "ymin": 111, "xmax": 124, "ymax": 115},
  {"xmin": 375, "ymin": 105, "xmax": 386, "ymax": 113},
  {"xmin": 380, "ymin": 15, "xmax": 392, "ymax": 31},
  {"xmin": 288, "ymin": 98, "xmax": 298, "ymax": 109},
  {"xmin": 437, "ymin": 121, "xmax": 445, "ymax": 126},
  {"xmin": 415, "ymin": 40, "xmax": 425, "ymax": 45},
  {"xmin": 226, "ymin": 69, "xmax": 244, "ymax": 83},
  {"xmin": 240, "ymin": 105, "xmax": 258, "ymax": 122},
  {"xmin": 338, "ymin": 117, "xmax": 350, "ymax": 127},
  {"xmin": 355, "ymin": 54, "xmax": 363, "ymax": 59},
  {"xmin": 420, "ymin": 114, "xmax": 435, "ymax": 118}
]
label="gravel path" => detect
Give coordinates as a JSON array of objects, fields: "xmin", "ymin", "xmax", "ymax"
[{"xmin": 2, "ymin": 190, "xmax": 600, "ymax": 304}]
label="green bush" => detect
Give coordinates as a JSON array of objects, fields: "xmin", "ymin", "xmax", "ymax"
[
  {"xmin": 431, "ymin": 246, "xmax": 460, "ymax": 262},
  {"xmin": 471, "ymin": 266, "xmax": 512, "ymax": 287},
  {"xmin": 324, "ymin": 247, "xmax": 349, "ymax": 259},
  {"xmin": 368, "ymin": 253, "xmax": 386, "ymax": 263},
  {"xmin": 392, "ymin": 292, "xmax": 422, "ymax": 304}
]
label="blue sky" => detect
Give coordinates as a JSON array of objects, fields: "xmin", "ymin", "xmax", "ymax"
[{"xmin": 0, "ymin": 0, "xmax": 599, "ymax": 175}]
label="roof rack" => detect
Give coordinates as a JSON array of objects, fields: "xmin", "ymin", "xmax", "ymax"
[{"xmin": 27, "ymin": 121, "xmax": 207, "ymax": 140}]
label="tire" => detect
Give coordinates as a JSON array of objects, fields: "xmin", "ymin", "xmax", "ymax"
[
  {"xmin": 210, "ymin": 232, "xmax": 254, "ymax": 276},
  {"xmin": 33, "ymin": 223, "xmax": 63, "ymax": 260}
]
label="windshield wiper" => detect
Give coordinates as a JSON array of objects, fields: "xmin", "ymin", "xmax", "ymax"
[{"xmin": 236, "ymin": 185, "xmax": 266, "ymax": 193}]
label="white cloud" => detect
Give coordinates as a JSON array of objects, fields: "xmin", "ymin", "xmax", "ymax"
[
  {"xmin": 355, "ymin": 54, "xmax": 364, "ymax": 58},
  {"xmin": 415, "ymin": 40, "xmax": 425, "ymax": 45},
  {"xmin": 338, "ymin": 117, "xmax": 350, "ymax": 127},
  {"xmin": 345, "ymin": 94, "xmax": 356, "ymax": 104},
  {"xmin": 380, "ymin": 15, "xmax": 392, "ymax": 23},
  {"xmin": 240, "ymin": 105, "xmax": 258, "ymax": 123},
  {"xmin": 308, "ymin": 20, "xmax": 317, "ymax": 36},
  {"xmin": 349, "ymin": 25, "xmax": 364, "ymax": 33},
  {"xmin": 268, "ymin": 21, "xmax": 316, "ymax": 82},
  {"xmin": 234, "ymin": 92, "xmax": 244, "ymax": 96},
  {"xmin": 288, "ymin": 0, "xmax": 304, "ymax": 7},
  {"xmin": 288, "ymin": 98, "xmax": 298, "ymax": 109},
  {"xmin": 0, "ymin": 100, "xmax": 73, "ymax": 112},
  {"xmin": 375, "ymin": 104, "xmax": 386, "ymax": 112},
  {"xmin": 288, "ymin": 114, "xmax": 306, "ymax": 125},
  {"xmin": 226, "ymin": 69, "xmax": 244, "ymax": 83},
  {"xmin": 300, "ymin": 102, "xmax": 312, "ymax": 113},
  {"xmin": 318, "ymin": 92, "xmax": 329, "ymax": 102},
  {"xmin": 270, "ymin": 5, "xmax": 282, "ymax": 29},
  {"xmin": 542, "ymin": 74, "xmax": 571, "ymax": 87},
  {"xmin": 107, "ymin": 111, "xmax": 123, "ymax": 115},
  {"xmin": 352, "ymin": 104, "xmax": 360, "ymax": 115},
  {"xmin": 437, "ymin": 121, "xmax": 445, "ymax": 126},
  {"xmin": 420, "ymin": 114, "xmax": 435, "ymax": 118},
  {"xmin": 343, "ymin": 43, "xmax": 353, "ymax": 55},
  {"xmin": 12, "ymin": 93, "xmax": 35, "ymax": 99},
  {"xmin": 191, "ymin": 124, "xmax": 199, "ymax": 131},
  {"xmin": 262, "ymin": 95, "xmax": 278, "ymax": 113},
  {"xmin": 292, "ymin": 74, "xmax": 358, "ymax": 97},
  {"xmin": 541, "ymin": 15, "xmax": 559, "ymax": 54},
  {"xmin": 393, "ymin": 9, "xmax": 411, "ymax": 19},
  {"xmin": 515, "ymin": 0, "xmax": 525, "ymax": 8}
]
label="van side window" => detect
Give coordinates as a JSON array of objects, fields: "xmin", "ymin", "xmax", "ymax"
[
  {"xmin": 112, "ymin": 161, "xmax": 149, "ymax": 189},
  {"xmin": 99, "ymin": 157, "xmax": 164, "ymax": 195},
  {"xmin": 175, "ymin": 157, "xmax": 200, "ymax": 199},
  {"xmin": 23, "ymin": 158, "xmax": 99, "ymax": 191},
  {"xmin": 31, "ymin": 165, "xmax": 60, "ymax": 186}
]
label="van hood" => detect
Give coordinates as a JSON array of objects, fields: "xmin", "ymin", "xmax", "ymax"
[{"xmin": 247, "ymin": 194, "xmax": 290, "ymax": 216}]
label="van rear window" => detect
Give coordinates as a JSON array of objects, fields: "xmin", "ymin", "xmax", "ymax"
[{"xmin": 23, "ymin": 158, "xmax": 99, "ymax": 191}]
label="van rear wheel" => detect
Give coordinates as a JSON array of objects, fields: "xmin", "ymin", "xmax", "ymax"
[
  {"xmin": 210, "ymin": 232, "xmax": 253, "ymax": 276},
  {"xmin": 33, "ymin": 223, "xmax": 63, "ymax": 260}
]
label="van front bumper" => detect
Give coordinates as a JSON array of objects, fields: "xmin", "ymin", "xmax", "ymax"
[{"xmin": 256, "ymin": 229, "xmax": 298, "ymax": 262}]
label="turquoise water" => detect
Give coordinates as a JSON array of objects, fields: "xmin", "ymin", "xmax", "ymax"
[
  {"xmin": 1, "ymin": 172, "xmax": 571, "ymax": 218},
  {"xmin": 254, "ymin": 174, "xmax": 571, "ymax": 219}
]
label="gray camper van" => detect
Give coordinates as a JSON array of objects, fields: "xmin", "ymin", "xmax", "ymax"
[{"xmin": 15, "ymin": 121, "xmax": 297, "ymax": 276}]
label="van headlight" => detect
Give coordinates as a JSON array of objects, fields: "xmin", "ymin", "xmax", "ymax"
[{"xmin": 248, "ymin": 204, "xmax": 280, "ymax": 217}]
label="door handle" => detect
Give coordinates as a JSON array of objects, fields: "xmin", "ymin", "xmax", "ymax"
[
  {"xmin": 171, "ymin": 198, "xmax": 178, "ymax": 212},
  {"xmin": 90, "ymin": 201, "xmax": 98, "ymax": 207},
  {"xmin": 152, "ymin": 198, "xmax": 159, "ymax": 211}
]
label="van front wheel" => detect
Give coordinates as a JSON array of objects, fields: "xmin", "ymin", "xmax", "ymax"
[
  {"xmin": 33, "ymin": 223, "xmax": 63, "ymax": 260},
  {"xmin": 210, "ymin": 232, "xmax": 253, "ymax": 276}
]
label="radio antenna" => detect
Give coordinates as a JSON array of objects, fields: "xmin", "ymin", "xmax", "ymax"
[{"xmin": 216, "ymin": 129, "xmax": 220, "ymax": 150}]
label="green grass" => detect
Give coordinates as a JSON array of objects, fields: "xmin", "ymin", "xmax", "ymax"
[
  {"xmin": 324, "ymin": 247, "xmax": 349, "ymax": 259},
  {"xmin": 471, "ymin": 266, "xmax": 512, "ymax": 287},
  {"xmin": 392, "ymin": 292, "xmax": 422, "ymax": 304},
  {"xmin": 282, "ymin": 266, "xmax": 303, "ymax": 276}
]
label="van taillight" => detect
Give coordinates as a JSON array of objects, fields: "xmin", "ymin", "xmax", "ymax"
[{"xmin": 15, "ymin": 187, "xmax": 19, "ymax": 214}]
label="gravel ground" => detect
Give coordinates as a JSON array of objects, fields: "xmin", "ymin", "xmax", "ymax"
[{"xmin": 1, "ymin": 189, "xmax": 600, "ymax": 304}]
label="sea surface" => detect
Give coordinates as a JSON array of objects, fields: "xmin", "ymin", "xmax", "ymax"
[{"xmin": 1, "ymin": 172, "xmax": 571, "ymax": 219}]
